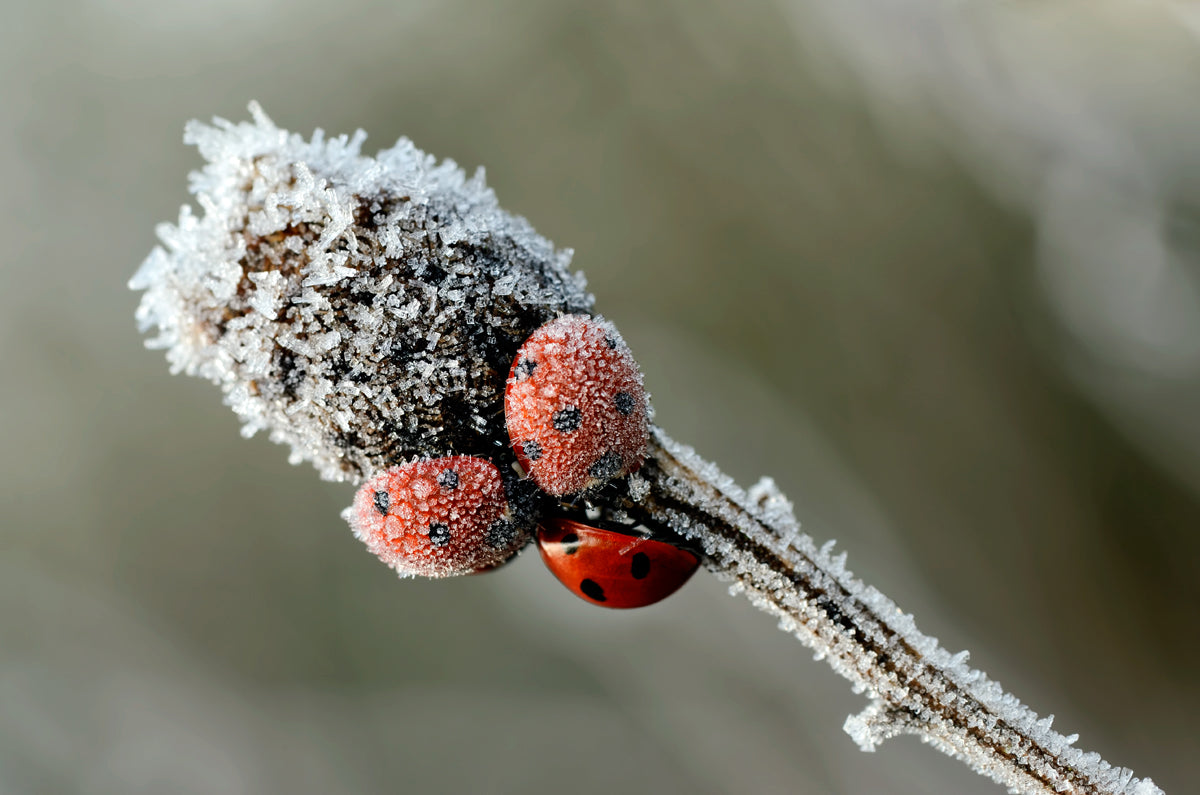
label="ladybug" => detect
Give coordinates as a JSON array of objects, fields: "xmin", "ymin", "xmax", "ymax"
[
  {"xmin": 537, "ymin": 517, "xmax": 700, "ymax": 608},
  {"xmin": 344, "ymin": 456, "xmax": 529, "ymax": 577},
  {"xmin": 505, "ymin": 314, "xmax": 648, "ymax": 496}
]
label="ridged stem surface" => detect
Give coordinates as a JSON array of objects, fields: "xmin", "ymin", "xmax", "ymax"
[{"xmin": 615, "ymin": 428, "xmax": 1161, "ymax": 795}]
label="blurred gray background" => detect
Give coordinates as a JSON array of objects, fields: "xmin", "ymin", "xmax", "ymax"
[{"xmin": 2, "ymin": 1, "xmax": 1196, "ymax": 793}]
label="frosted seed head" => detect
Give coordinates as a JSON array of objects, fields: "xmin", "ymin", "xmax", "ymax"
[{"xmin": 132, "ymin": 103, "xmax": 593, "ymax": 483}]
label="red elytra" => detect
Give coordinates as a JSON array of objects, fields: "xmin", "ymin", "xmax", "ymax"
[
  {"xmin": 537, "ymin": 517, "xmax": 699, "ymax": 608},
  {"xmin": 505, "ymin": 314, "xmax": 648, "ymax": 496},
  {"xmin": 345, "ymin": 456, "xmax": 527, "ymax": 578}
]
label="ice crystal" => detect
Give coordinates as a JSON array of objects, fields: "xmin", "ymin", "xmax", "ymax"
[{"xmin": 132, "ymin": 102, "xmax": 591, "ymax": 482}]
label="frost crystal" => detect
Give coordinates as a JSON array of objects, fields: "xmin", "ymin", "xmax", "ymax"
[{"xmin": 132, "ymin": 103, "xmax": 591, "ymax": 482}]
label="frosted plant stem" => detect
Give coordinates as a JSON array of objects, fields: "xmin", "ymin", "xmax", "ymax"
[{"xmin": 617, "ymin": 428, "xmax": 1162, "ymax": 795}]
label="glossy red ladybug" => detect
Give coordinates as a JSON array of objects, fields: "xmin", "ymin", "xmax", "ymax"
[
  {"xmin": 537, "ymin": 517, "xmax": 700, "ymax": 608},
  {"xmin": 505, "ymin": 314, "xmax": 648, "ymax": 496},
  {"xmin": 345, "ymin": 456, "xmax": 528, "ymax": 578}
]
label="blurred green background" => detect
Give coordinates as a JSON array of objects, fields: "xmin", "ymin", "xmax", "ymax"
[{"xmin": 2, "ymin": 1, "xmax": 1196, "ymax": 792}]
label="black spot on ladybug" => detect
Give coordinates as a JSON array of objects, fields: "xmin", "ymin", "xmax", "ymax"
[
  {"xmin": 514, "ymin": 358, "xmax": 538, "ymax": 380},
  {"xmin": 438, "ymin": 469, "xmax": 459, "ymax": 490},
  {"xmin": 428, "ymin": 523, "xmax": 451, "ymax": 546},
  {"xmin": 522, "ymin": 439, "xmax": 543, "ymax": 461},
  {"xmin": 580, "ymin": 578, "xmax": 606, "ymax": 602},
  {"xmin": 553, "ymin": 407, "xmax": 582, "ymax": 433},
  {"xmin": 605, "ymin": 336, "xmax": 618, "ymax": 349},
  {"xmin": 373, "ymin": 490, "xmax": 390, "ymax": 515},
  {"xmin": 614, "ymin": 391, "xmax": 635, "ymax": 415},
  {"xmin": 485, "ymin": 520, "xmax": 517, "ymax": 548},
  {"xmin": 560, "ymin": 532, "xmax": 580, "ymax": 554},
  {"xmin": 631, "ymin": 552, "xmax": 651, "ymax": 579},
  {"xmin": 588, "ymin": 451, "xmax": 623, "ymax": 481}
]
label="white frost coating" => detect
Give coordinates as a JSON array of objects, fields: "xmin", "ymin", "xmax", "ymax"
[
  {"xmin": 626, "ymin": 472, "xmax": 651, "ymax": 503},
  {"xmin": 132, "ymin": 103, "xmax": 591, "ymax": 482},
  {"xmin": 631, "ymin": 429, "xmax": 1162, "ymax": 795}
]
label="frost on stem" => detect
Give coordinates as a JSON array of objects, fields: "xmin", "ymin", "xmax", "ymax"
[
  {"xmin": 614, "ymin": 431, "xmax": 1163, "ymax": 795},
  {"xmin": 131, "ymin": 105, "xmax": 1161, "ymax": 795}
]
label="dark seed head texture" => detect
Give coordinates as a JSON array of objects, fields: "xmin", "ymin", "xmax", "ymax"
[{"xmin": 130, "ymin": 103, "xmax": 592, "ymax": 484}]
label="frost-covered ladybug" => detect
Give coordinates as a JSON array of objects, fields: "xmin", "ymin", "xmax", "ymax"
[
  {"xmin": 344, "ymin": 456, "xmax": 528, "ymax": 578},
  {"xmin": 537, "ymin": 517, "xmax": 699, "ymax": 608},
  {"xmin": 505, "ymin": 314, "xmax": 648, "ymax": 496}
]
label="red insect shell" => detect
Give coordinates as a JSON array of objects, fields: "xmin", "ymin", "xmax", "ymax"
[
  {"xmin": 346, "ymin": 456, "xmax": 527, "ymax": 578},
  {"xmin": 537, "ymin": 518, "xmax": 700, "ymax": 609},
  {"xmin": 505, "ymin": 315, "xmax": 648, "ymax": 496}
]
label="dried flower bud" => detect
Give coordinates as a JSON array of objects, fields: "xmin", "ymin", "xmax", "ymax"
[{"xmin": 130, "ymin": 102, "xmax": 592, "ymax": 482}]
